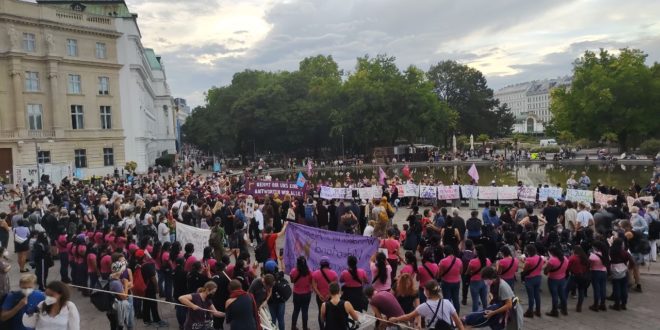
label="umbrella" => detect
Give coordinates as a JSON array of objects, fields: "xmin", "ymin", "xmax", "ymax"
[
  {"xmin": 452, "ymin": 135, "xmax": 457, "ymax": 155},
  {"xmin": 470, "ymin": 134, "xmax": 474, "ymax": 151}
]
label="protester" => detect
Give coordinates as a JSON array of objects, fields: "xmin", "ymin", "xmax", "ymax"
[
  {"xmin": 225, "ymin": 279, "xmax": 259, "ymax": 330},
  {"xmin": 178, "ymin": 281, "xmax": 225, "ymax": 330},
  {"xmin": 389, "ymin": 280, "xmax": 463, "ymax": 330},
  {"xmin": 364, "ymin": 285, "xmax": 404, "ymax": 330},
  {"xmin": 22, "ymin": 281, "xmax": 80, "ymax": 330},
  {"xmin": 320, "ymin": 282, "xmax": 361, "ymax": 330},
  {"xmin": 1, "ymin": 274, "xmax": 46, "ymax": 330}
]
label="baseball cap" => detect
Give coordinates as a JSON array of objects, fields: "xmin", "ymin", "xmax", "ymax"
[{"xmin": 264, "ymin": 260, "xmax": 277, "ymax": 273}]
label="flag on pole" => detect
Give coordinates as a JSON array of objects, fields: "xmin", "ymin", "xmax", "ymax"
[
  {"xmin": 307, "ymin": 160, "xmax": 313, "ymax": 175},
  {"xmin": 467, "ymin": 164, "xmax": 479, "ymax": 183},
  {"xmin": 296, "ymin": 171, "xmax": 306, "ymax": 188},
  {"xmin": 378, "ymin": 167, "xmax": 387, "ymax": 185}
]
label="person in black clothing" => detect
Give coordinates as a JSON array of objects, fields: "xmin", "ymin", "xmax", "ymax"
[
  {"xmin": 541, "ymin": 197, "xmax": 562, "ymax": 230},
  {"xmin": 33, "ymin": 232, "xmax": 52, "ymax": 291},
  {"xmin": 211, "ymin": 262, "xmax": 231, "ymax": 329},
  {"xmin": 465, "ymin": 210, "xmax": 482, "ymax": 241},
  {"xmin": 321, "ymin": 282, "xmax": 360, "ymax": 330},
  {"xmin": 187, "ymin": 261, "xmax": 211, "ymax": 294},
  {"xmin": 451, "ymin": 209, "xmax": 466, "ymax": 242},
  {"xmin": 137, "ymin": 250, "xmax": 168, "ymax": 327},
  {"xmin": 328, "ymin": 200, "xmax": 338, "ymax": 231},
  {"xmin": 317, "ymin": 200, "xmax": 329, "ymax": 229}
]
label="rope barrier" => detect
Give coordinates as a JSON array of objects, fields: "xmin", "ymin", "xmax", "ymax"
[{"xmin": 65, "ymin": 283, "xmax": 417, "ymax": 329}]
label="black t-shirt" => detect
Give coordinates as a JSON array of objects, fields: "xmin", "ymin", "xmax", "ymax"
[
  {"xmin": 542, "ymin": 206, "xmax": 561, "ymax": 228},
  {"xmin": 248, "ymin": 278, "xmax": 267, "ymax": 307},
  {"xmin": 466, "ymin": 217, "xmax": 482, "ymax": 234},
  {"xmin": 211, "ymin": 272, "xmax": 231, "ymax": 312},
  {"xmin": 141, "ymin": 262, "xmax": 157, "ymax": 294}
]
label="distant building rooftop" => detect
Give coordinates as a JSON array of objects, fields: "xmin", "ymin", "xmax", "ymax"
[{"xmin": 144, "ymin": 48, "xmax": 162, "ymax": 71}]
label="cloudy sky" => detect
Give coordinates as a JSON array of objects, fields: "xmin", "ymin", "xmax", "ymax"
[{"xmin": 123, "ymin": 0, "xmax": 660, "ymax": 107}]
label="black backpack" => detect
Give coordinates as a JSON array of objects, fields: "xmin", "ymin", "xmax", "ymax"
[
  {"xmin": 270, "ymin": 272, "xmax": 292, "ymax": 303},
  {"xmin": 90, "ymin": 280, "xmax": 115, "ymax": 312},
  {"xmin": 255, "ymin": 240, "xmax": 270, "ymax": 263}
]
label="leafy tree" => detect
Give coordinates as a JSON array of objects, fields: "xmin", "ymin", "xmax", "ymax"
[
  {"xmin": 493, "ymin": 103, "xmax": 515, "ymax": 138},
  {"xmin": 550, "ymin": 48, "xmax": 660, "ymax": 150},
  {"xmin": 477, "ymin": 134, "xmax": 490, "ymax": 146},
  {"xmin": 557, "ymin": 130, "xmax": 576, "ymax": 146},
  {"xmin": 600, "ymin": 132, "xmax": 618, "ymax": 153}
]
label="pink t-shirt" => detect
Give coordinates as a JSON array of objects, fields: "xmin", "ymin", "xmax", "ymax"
[
  {"xmin": 546, "ymin": 256, "xmax": 568, "ymax": 280},
  {"xmin": 468, "ymin": 258, "xmax": 492, "ymax": 281},
  {"xmin": 589, "ymin": 253, "xmax": 607, "ymax": 272},
  {"xmin": 438, "ymin": 256, "xmax": 463, "ymax": 284},
  {"xmin": 340, "ymin": 269, "xmax": 368, "ymax": 288},
  {"xmin": 311, "ymin": 268, "xmax": 338, "ymax": 298},
  {"xmin": 184, "ymin": 255, "xmax": 198, "ymax": 272},
  {"xmin": 160, "ymin": 252, "xmax": 171, "ymax": 270},
  {"xmin": 100, "ymin": 254, "xmax": 112, "ymax": 274},
  {"xmin": 380, "ymin": 239, "xmax": 400, "ymax": 260},
  {"xmin": 497, "ymin": 257, "xmax": 518, "ymax": 281},
  {"xmin": 399, "ymin": 264, "xmax": 416, "ymax": 277},
  {"xmin": 87, "ymin": 253, "xmax": 97, "ymax": 273},
  {"xmin": 57, "ymin": 235, "xmax": 68, "ymax": 254},
  {"xmin": 524, "ymin": 255, "xmax": 544, "ymax": 278},
  {"xmin": 203, "ymin": 258, "xmax": 217, "ymax": 274},
  {"xmin": 370, "ymin": 262, "xmax": 392, "ymax": 291},
  {"xmin": 290, "ymin": 268, "xmax": 313, "ymax": 294},
  {"xmin": 417, "ymin": 262, "xmax": 439, "ymax": 286}
]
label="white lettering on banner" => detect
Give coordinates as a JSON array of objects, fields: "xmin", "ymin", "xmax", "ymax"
[
  {"xmin": 437, "ymin": 185, "xmax": 460, "ymax": 200},
  {"xmin": 419, "ymin": 185, "xmax": 437, "ymax": 199},
  {"xmin": 497, "ymin": 187, "xmax": 519, "ymax": 200},
  {"xmin": 320, "ymin": 186, "xmax": 343, "ymax": 200},
  {"xmin": 594, "ymin": 192, "xmax": 616, "ymax": 206},
  {"xmin": 460, "ymin": 185, "xmax": 479, "ymax": 199},
  {"xmin": 245, "ymin": 196, "xmax": 255, "ymax": 219},
  {"xmin": 175, "ymin": 222, "xmax": 210, "ymax": 260},
  {"xmin": 518, "ymin": 187, "xmax": 537, "ymax": 202},
  {"xmin": 478, "ymin": 186, "xmax": 498, "ymax": 200},
  {"xmin": 565, "ymin": 189, "xmax": 594, "ymax": 204},
  {"xmin": 539, "ymin": 187, "xmax": 563, "ymax": 201}
]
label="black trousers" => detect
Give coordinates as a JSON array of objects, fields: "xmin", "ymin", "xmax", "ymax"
[{"xmin": 142, "ymin": 291, "xmax": 161, "ymax": 323}]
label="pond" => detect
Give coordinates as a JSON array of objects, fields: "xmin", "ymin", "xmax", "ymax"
[{"xmin": 274, "ymin": 163, "xmax": 659, "ymax": 189}]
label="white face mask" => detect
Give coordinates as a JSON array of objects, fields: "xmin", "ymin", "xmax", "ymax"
[
  {"xmin": 44, "ymin": 296, "xmax": 58, "ymax": 306},
  {"xmin": 22, "ymin": 288, "xmax": 34, "ymax": 297},
  {"xmin": 2, "ymin": 250, "xmax": 8, "ymax": 257}
]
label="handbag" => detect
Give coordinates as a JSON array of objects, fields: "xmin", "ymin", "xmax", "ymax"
[{"xmin": 610, "ymin": 262, "xmax": 628, "ymax": 279}]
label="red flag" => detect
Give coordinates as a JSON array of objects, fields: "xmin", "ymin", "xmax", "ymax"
[{"xmin": 402, "ymin": 164, "xmax": 411, "ymax": 179}]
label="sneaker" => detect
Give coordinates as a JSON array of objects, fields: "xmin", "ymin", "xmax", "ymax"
[
  {"xmin": 523, "ymin": 310, "xmax": 534, "ymax": 318},
  {"xmin": 588, "ymin": 305, "xmax": 599, "ymax": 312},
  {"xmin": 634, "ymin": 284, "xmax": 642, "ymax": 293}
]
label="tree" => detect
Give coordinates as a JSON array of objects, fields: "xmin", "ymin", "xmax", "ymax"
[
  {"xmin": 477, "ymin": 134, "xmax": 490, "ymax": 146},
  {"xmin": 493, "ymin": 103, "xmax": 515, "ymax": 138},
  {"xmin": 600, "ymin": 132, "xmax": 618, "ymax": 154},
  {"xmin": 427, "ymin": 61, "xmax": 498, "ymax": 138},
  {"xmin": 558, "ymin": 130, "xmax": 576, "ymax": 146},
  {"xmin": 550, "ymin": 48, "xmax": 660, "ymax": 150}
]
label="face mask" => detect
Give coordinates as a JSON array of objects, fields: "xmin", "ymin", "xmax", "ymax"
[
  {"xmin": 22, "ymin": 288, "xmax": 34, "ymax": 297},
  {"xmin": 44, "ymin": 296, "xmax": 58, "ymax": 306}
]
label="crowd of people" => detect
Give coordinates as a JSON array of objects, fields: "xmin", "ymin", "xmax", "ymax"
[{"xmin": 0, "ymin": 162, "xmax": 658, "ymax": 330}]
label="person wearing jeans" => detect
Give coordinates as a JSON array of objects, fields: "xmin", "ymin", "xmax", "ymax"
[
  {"xmin": 269, "ymin": 301, "xmax": 286, "ymax": 330},
  {"xmin": 589, "ymin": 241, "xmax": 609, "ymax": 311},
  {"xmin": 545, "ymin": 246, "xmax": 569, "ymax": 317},
  {"xmin": 466, "ymin": 245, "xmax": 491, "ymax": 312},
  {"xmin": 439, "ymin": 246, "xmax": 463, "ymax": 314},
  {"xmin": 609, "ymin": 238, "xmax": 632, "ymax": 310},
  {"xmin": 522, "ymin": 244, "xmax": 544, "ymax": 318}
]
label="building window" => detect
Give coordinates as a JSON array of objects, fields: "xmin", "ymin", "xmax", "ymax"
[
  {"xmin": 37, "ymin": 151, "xmax": 51, "ymax": 164},
  {"xmin": 70, "ymin": 105, "xmax": 84, "ymax": 129},
  {"xmin": 23, "ymin": 33, "xmax": 36, "ymax": 52},
  {"xmin": 27, "ymin": 104, "xmax": 43, "ymax": 130},
  {"xmin": 24, "ymin": 71, "xmax": 39, "ymax": 92},
  {"xmin": 95, "ymin": 42, "xmax": 107, "ymax": 59},
  {"xmin": 98, "ymin": 76, "xmax": 109, "ymax": 95},
  {"xmin": 66, "ymin": 39, "xmax": 78, "ymax": 56},
  {"xmin": 103, "ymin": 148, "xmax": 114, "ymax": 166},
  {"xmin": 68, "ymin": 74, "xmax": 81, "ymax": 94},
  {"xmin": 100, "ymin": 106, "xmax": 111, "ymax": 129},
  {"xmin": 74, "ymin": 149, "xmax": 87, "ymax": 168}
]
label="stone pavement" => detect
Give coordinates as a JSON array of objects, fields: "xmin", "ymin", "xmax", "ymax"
[{"xmin": 4, "ymin": 206, "xmax": 660, "ymax": 329}]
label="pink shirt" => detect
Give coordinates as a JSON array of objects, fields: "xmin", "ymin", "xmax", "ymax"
[
  {"xmin": 497, "ymin": 257, "xmax": 518, "ymax": 280},
  {"xmin": 399, "ymin": 264, "xmax": 416, "ymax": 278},
  {"xmin": 417, "ymin": 262, "xmax": 439, "ymax": 286},
  {"xmin": 184, "ymin": 255, "xmax": 198, "ymax": 272},
  {"xmin": 100, "ymin": 254, "xmax": 112, "ymax": 274},
  {"xmin": 311, "ymin": 268, "xmax": 338, "ymax": 298},
  {"xmin": 290, "ymin": 268, "xmax": 313, "ymax": 294},
  {"xmin": 524, "ymin": 255, "xmax": 544, "ymax": 278},
  {"xmin": 340, "ymin": 269, "xmax": 368, "ymax": 288},
  {"xmin": 57, "ymin": 235, "xmax": 68, "ymax": 254},
  {"xmin": 546, "ymin": 256, "xmax": 568, "ymax": 280},
  {"xmin": 468, "ymin": 258, "xmax": 492, "ymax": 281},
  {"xmin": 380, "ymin": 239, "xmax": 400, "ymax": 260},
  {"xmin": 438, "ymin": 256, "xmax": 463, "ymax": 283},
  {"xmin": 370, "ymin": 262, "xmax": 392, "ymax": 291},
  {"xmin": 87, "ymin": 253, "xmax": 97, "ymax": 273},
  {"xmin": 589, "ymin": 253, "xmax": 607, "ymax": 272}
]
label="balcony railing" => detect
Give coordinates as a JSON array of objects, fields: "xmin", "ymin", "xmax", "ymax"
[
  {"xmin": 27, "ymin": 130, "xmax": 55, "ymax": 138},
  {"xmin": 0, "ymin": 130, "xmax": 16, "ymax": 139}
]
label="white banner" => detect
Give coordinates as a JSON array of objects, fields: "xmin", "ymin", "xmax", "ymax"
[
  {"xmin": 396, "ymin": 183, "xmax": 419, "ymax": 197},
  {"xmin": 478, "ymin": 186, "xmax": 499, "ymax": 200},
  {"xmin": 320, "ymin": 186, "xmax": 347, "ymax": 200},
  {"xmin": 245, "ymin": 196, "xmax": 255, "ymax": 219},
  {"xmin": 566, "ymin": 189, "xmax": 594, "ymax": 204},
  {"xmin": 518, "ymin": 186, "xmax": 537, "ymax": 202},
  {"xmin": 460, "ymin": 185, "xmax": 479, "ymax": 199},
  {"xmin": 176, "ymin": 222, "xmax": 210, "ymax": 260},
  {"xmin": 437, "ymin": 185, "xmax": 460, "ymax": 200},
  {"xmin": 594, "ymin": 192, "xmax": 616, "ymax": 206},
  {"xmin": 539, "ymin": 187, "xmax": 563, "ymax": 201},
  {"xmin": 419, "ymin": 185, "xmax": 437, "ymax": 199},
  {"xmin": 497, "ymin": 187, "xmax": 519, "ymax": 200}
]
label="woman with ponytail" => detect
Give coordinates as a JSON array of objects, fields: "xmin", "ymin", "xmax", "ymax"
[
  {"xmin": 466, "ymin": 245, "xmax": 491, "ymax": 312},
  {"xmin": 399, "ymin": 251, "xmax": 418, "ymax": 279},
  {"xmin": 340, "ymin": 255, "xmax": 368, "ymax": 312},
  {"xmin": 178, "ymin": 281, "xmax": 225, "ymax": 330},
  {"xmin": 290, "ymin": 256, "xmax": 312, "ymax": 330},
  {"xmin": 370, "ymin": 252, "xmax": 392, "ymax": 292}
]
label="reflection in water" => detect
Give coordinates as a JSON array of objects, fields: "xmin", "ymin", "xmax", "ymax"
[{"xmin": 276, "ymin": 163, "xmax": 657, "ymax": 188}]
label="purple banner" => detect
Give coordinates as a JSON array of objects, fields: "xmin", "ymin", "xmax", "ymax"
[
  {"xmin": 284, "ymin": 223, "xmax": 380, "ymax": 278},
  {"xmin": 245, "ymin": 180, "xmax": 306, "ymax": 198}
]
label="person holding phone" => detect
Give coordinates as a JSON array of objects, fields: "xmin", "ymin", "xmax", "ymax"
[{"xmin": 0, "ymin": 274, "xmax": 45, "ymax": 330}]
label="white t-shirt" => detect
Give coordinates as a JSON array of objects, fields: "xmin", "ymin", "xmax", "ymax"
[
  {"xmin": 254, "ymin": 209, "xmax": 264, "ymax": 230},
  {"xmin": 577, "ymin": 210, "xmax": 593, "ymax": 228},
  {"xmin": 158, "ymin": 222, "xmax": 170, "ymax": 243},
  {"xmin": 415, "ymin": 299, "xmax": 455, "ymax": 328},
  {"xmin": 363, "ymin": 225, "xmax": 374, "ymax": 237}
]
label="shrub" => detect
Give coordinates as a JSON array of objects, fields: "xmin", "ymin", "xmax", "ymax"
[
  {"xmin": 574, "ymin": 138, "xmax": 596, "ymax": 148},
  {"xmin": 639, "ymin": 139, "xmax": 660, "ymax": 156},
  {"xmin": 155, "ymin": 154, "xmax": 176, "ymax": 167},
  {"xmin": 529, "ymin": 146, "xmax": 560, "ymax": 153}
]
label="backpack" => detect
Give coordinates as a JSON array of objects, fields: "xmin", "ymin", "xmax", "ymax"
[
  {"xmin": 132, "ymin": 264, "xmax": 147, "ymax": 297},
  {"xmin": 90, "ymin": 280, "xmax": 115, "ymax": 312},
  {"xmin": 426, "ymin": 300, "xmax": 454, "ymax": 330},
  {"xmin": 270, "ymin": 272, "xmax": 292, "ymax": 303},
  {"xmin": 255, "ymin": 240, "xmax": 270, "ymax": 263}
]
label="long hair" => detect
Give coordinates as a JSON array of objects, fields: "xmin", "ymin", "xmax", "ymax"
[
  {"xmin": 573, "ymin": 246, "xmax": 589, "ymax": 268},
  {"xmin": 296, "ymin": 256, "xmax": 309, "ymax": 276},
  {"xmin": 405, "ymin": 251, "xmax": 418, "ymax": 273},
  {"xmin": 197, "ymin": 281, "xmax": 217, "ymax": 294},
  {"xmin": 475, "ymin": 245, "xmax": 487, "ymax": 268},
  {"xmin": 375, "ymin": 252, "xmax": 388, "ymax": 283},
  {"xmin": 592, "ymin": 240, "xmax": 610, "ymax": 267},
  {"xmin": 395, "ymin": 273, "xmax": 416, "ymax": 297},
  {"xmin": 40, "ymin": 281, "xmax": 70, "ymax": 315},
  {"xmin": 347, "ymin": 255, "xmax": 360, "ymax": 282}
]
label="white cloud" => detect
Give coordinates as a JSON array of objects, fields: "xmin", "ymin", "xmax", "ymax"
[{"xmin": 124, "ymin": 0, "xmax": 660, "ymax": 106}]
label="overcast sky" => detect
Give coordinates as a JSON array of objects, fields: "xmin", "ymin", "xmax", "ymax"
[{"xmin": 124, "ymin": 0, "xmax": 660, "ymax": 107}]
